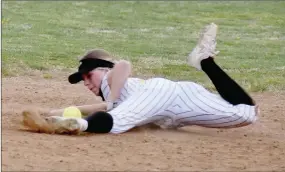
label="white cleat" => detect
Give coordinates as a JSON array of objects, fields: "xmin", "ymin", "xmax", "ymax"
[
  {"xmin": 188, "ymin": 23, "xmax": 220, "ymax": 70},
  {"xmin": 45, "ymin": 116, "xmax": 83, "ymax": 134}
]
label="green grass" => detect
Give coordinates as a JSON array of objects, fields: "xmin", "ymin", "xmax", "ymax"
[{"xmin": 2, "ymin": 1, "xmax": 285, "ymax": 92}]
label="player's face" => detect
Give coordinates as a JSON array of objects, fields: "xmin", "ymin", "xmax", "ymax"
[{"xmin": 82, "ymin": 69, "xmax": 105, "ymax": 96}]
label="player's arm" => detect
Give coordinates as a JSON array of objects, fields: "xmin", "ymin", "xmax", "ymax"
[
  {"xmin": 106, "ymin": 60, "xmax": 132, "ymax": 102},
  {"xmin": 48, "ymin": 103, "xmax": 108, "ymax": 116}
]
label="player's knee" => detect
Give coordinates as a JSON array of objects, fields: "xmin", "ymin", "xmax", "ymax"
[
  {"xmin": 234, "ymin": 104, "xmax": 258, "ymax": 127},
  {"xmin": 243, "ymin": 117, "xmax": 255, "ymax": 126},
  {"xmin": 236, "ymin": 113, "xmax": 257, "ymax": 127},
  {"xmin": 85, "ymin": 111, "xmax": 113, "ymax": 133}
]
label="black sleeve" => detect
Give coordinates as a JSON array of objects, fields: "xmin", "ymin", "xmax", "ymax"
[{"xmin": 84, "ymin": 111, "xmax": 113, "ymax": 133}]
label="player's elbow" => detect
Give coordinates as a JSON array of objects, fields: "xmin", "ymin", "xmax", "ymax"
[
  {"xmin": 118, "ymin": 60, "xmax": 131, "ymax": 66},
  {"xmin": 115, "ymin": 60, "xmax": 132, "ymax": 75}
]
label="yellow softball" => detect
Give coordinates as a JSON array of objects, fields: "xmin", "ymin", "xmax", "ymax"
[{"xmin": 62, "ymin": 106, "xmax": 82, "ymax": 118}]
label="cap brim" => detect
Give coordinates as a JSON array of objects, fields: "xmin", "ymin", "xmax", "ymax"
[
  {"xmin": 68, "ymin": 72, "xmax": 83, "ymax": 84},
  {"xmin": 68, "ymin": 57, "xmax": 114, "ymax": 84}
]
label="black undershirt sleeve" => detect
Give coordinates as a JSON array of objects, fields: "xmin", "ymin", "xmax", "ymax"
[{"xmin": 84, "ymin": 111, "xmax": 113, "ymax": 133}]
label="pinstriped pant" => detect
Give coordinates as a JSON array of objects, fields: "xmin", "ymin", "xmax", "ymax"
[{"xmin": 109, "ymin": 78, "xmax": 257, "ymax": 134}]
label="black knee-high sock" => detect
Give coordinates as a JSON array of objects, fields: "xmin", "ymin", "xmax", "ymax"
[{"xmin": 201, "ymin": 57, "xmax": 255, "ymax": 106}]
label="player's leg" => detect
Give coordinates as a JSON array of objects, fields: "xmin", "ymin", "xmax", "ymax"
[
  {"xmin": 187, "ymin": 22, "xmax": 255, "ymax": 106},
  {"xmin": 176, "ymin": 82, "xmax": 257, "ymax": 128},
  {"xmin": 176, "ymin": 23, "xmax": 258, "ymax": 128},
  {"xmin": 201, "ymin": 57, "xmax": 255, "ymax": 105}
]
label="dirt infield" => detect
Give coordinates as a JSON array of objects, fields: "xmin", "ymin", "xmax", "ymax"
[{"xmin": 2, "ymin": 73, "xmax": 285, "ymax": 171}]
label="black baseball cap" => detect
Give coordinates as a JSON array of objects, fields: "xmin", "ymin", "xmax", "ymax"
[{"xmin": 68, "ymin": 49, "xmax": 115, "ymax": 84}]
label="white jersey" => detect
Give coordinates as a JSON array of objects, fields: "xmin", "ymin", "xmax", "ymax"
[
  {"xmin": 100, "ymin": 74, "xmax": 257, "ymax": 134},
  {"xmin": 100, "ymin": 73, "xmax": 146, "ymax": 107}
]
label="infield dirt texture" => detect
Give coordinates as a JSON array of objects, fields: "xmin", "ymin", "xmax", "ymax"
[{"xmin": 2, "ymin": 1, "xmax": 285, "ymax": 171}]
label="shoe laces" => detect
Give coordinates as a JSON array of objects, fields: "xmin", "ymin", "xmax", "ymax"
[{"xmin": 199, "ymin": 40, "xmax": 219, "ymax": 57}]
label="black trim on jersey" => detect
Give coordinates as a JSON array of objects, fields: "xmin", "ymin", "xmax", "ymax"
[
  {"xmin": 85, "ymin": 111, "xmax": 113, "ymax": 133},
  {"xmin": 99, "ymin": 89, "xmax": 105, "ymax": 101}
]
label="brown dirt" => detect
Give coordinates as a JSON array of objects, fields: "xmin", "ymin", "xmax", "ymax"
[{"xmin": 2, "ymin": 72, "xmax": 285, "ymax": 171}]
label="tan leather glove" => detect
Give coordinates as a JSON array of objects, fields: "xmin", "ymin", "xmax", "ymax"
[{"xmin": 21, "ymin": 108, "xmax": 55, "ymax": 134}]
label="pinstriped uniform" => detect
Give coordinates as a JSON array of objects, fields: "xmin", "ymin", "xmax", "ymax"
[{"xmin": 100, "ymin": 74, "xmax": 257, "ymax": 134}]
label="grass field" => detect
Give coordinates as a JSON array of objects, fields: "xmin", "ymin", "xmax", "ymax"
[{"xmin": 2, "ymin": 1, "xmax": 285, "ymax": 92}]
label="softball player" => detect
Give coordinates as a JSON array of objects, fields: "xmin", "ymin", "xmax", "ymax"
[{"xmin": 46, "ymin": 23, "xmax": 259, "ymax": 134}]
